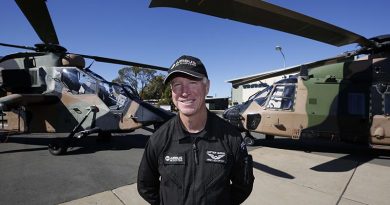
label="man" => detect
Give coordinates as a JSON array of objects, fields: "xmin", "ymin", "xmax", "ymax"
[{"xmin": 137, "ymin": 55, "xmax": 254, "ymax": 205}]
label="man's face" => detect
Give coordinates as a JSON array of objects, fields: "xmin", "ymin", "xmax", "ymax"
[{"xmin": 170, "ymin": 76, "xmax": 209, "ymax": 117}]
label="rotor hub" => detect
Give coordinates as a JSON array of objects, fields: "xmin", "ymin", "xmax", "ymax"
[
  {"xmin": 62, "ymin": 54, "xmax": 85, "ymax": 69},
  {"xmin": 35, "ymin": 43, "xmax": 67, "ymax": 53}
]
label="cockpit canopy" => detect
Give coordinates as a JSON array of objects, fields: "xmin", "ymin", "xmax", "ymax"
[
  {"xmin": 61, "ymin": 69, "xmax": 81, "ymax": 92},
  {"xmin": 61, "ymin": 68, "xmax": 138, "ymax": 110}
]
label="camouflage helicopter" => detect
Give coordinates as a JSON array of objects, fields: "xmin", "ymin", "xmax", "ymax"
[
  {"xmin": 149, "ymin": 0, "xmax": 390, "ymax": 148},
  {"xmin": 0, "ymin": 0, "xmax": 174, "ymax": 155}
]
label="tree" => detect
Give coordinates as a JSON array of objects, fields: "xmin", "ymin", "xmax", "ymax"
[
  {"xmin": 159, "ymin": 84, "xmax": 173, "ymax": 107},
  {"xmin": 141, "ymin": 75, "xmax": 165, "ymax": 99},
  {"xmin": 113, "ymin": 66, "xmax": 156, "ymax": 97},
  {"xmin": 112, "ymin": 66, "xmax": 172, "ymax": 106}
]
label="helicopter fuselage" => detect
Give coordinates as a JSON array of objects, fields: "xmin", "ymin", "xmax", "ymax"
[
  {"xmin": 0, "ymin": 52, "xmax": 173, "ymax": 134},
  {"xmin": 225, "ymin": 53, "xmax": 390, "ymax": 148}
]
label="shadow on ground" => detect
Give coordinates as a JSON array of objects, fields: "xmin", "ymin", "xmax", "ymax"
[
  {"xmin": 250, "ymin": 137, "xmax": 390, "ymax": 173},
  {"xmin": 253, "ymin": 137, "xmax": 390, "ymax": 156},
  {"xmin": 0, "ymin": 132, "xmax": 150, "ymax": 155}
]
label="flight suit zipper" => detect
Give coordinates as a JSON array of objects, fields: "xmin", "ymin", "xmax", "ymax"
[
  {"xmin": 192, "ymin": 137, "xmax": 200, "ymax": 205},
  {"xmin": 192, "ymin": 143, "xmax": 199, "ymax": 164},
  {"xmin": 192, "ymin": 137, "xmax": 200, "ymax": 164}
]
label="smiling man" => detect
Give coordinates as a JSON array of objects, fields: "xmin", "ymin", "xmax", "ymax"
[{"xmin": 137, "ymin": 55, "xmax": 254, "ymax": 205}]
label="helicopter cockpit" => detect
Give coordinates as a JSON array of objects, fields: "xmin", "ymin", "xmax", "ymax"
[
  {"xmin": 223, "ymin": 76, "xmax": 298, "ymax": 131},
  {"xmin": 60, "ymin": 67, "xmax": 134, "ymax": 110},
  {"xmin": 265, "ymin": 77, "xmax": 297, "ymax": 110},
  {"xmin": 248, "ymin": 84, "xmax": 273, "ymax": 106}
]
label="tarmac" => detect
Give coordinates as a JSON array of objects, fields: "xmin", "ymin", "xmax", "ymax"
[{"xmin": 59, "ymin": 146, "xmax": 390, "ymax": 205}]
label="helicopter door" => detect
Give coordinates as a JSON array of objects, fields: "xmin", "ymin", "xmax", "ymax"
[
  {"xmin": 260, "ymin": 83, "xmax": 297, "ymax": 137},
  {"xmin": 337, "ymin": 84, "xmax": 370, "ymax": 143}
]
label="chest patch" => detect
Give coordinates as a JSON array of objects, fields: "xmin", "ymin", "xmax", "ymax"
[
  {"xmin": 205, "ymin": 150, "xmax": 227, "ymax": 164},
  {"xmin": 164, "ymin": 153, "xmax": 185, "ymax": 165}
]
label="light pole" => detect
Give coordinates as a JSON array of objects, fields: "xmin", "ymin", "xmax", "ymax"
[{"xmin": 275, "ymin": 46, "xmax": 286, "ymax": 68}]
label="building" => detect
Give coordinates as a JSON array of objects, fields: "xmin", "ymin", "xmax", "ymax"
[{"xmin": 226, "ymin": 66, "xmax": 299, "ymax": 105}]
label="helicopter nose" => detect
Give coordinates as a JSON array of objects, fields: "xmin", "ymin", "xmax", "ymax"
[{"xmin": 223, "ymin": 106, "xmax": 247, "ymax": 131}]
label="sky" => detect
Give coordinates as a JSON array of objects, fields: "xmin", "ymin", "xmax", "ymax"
[{"xmin": 1, "ymin": 0, "xmax": 390, "ymax": 98}]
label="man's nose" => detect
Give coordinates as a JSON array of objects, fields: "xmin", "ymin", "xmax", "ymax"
[{"xmin": 181, "ymin": 84, "xmax": 191, "ymax": 95}]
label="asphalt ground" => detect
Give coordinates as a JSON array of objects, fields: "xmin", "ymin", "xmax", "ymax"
[
  {"xmin": 1, "ymin": 130, "xmax": 389, "ymax": 205},
  {"xmin": 0, "ymin": 131, "xmax": 151, "ymax": 205}
]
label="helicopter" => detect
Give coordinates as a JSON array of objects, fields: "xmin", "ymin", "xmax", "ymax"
[
  {"xmin": 0, "ymin": 0, "xmax": 175, "ymax": 155},
  {"xmin": 149, "ymin": 0, "xmax": 390, "ymax": 148}
]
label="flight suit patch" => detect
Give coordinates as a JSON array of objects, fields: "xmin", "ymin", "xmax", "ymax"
[
  {"xmin": 163, "ymin": 153, "xmax": 185, "ymax": 165},
  {"xmin": 205, "ymin": 150, "xmax": 227, "ymax": 164}
]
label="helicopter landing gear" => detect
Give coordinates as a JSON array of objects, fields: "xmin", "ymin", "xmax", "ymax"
[
  {"xmin": 48, "ymin": 106, "xmax": 99, "ymax": 155},
  {"xmin": 48, "ymin": 128, "xmax": 102, "ymax": 156},
  {"xmin": 48, "ymin": 138, "xmax": 69, "ymax": 155},
  {"xmin": 243, "ymin": 131, "xmax": 256, "ymax": 146}
]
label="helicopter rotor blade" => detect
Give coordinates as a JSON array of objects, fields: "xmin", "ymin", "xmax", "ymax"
[
  {"xmin": 150, "ymin": 0, "xmax": 374, "ymax": 48},
  {"xmin": 15, "ymin": 0, "xmax": 59, "ymax": 45},
  {"xmin": 76, "ymin": 53, "xmax": 169, "ymax": 72},
  {"xmin": 0, "ymin": 43, "xmax": 37, "ymax": 51}
]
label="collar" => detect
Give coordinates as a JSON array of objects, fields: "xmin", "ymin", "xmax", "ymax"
[{"xmin": 174, "ymin": 110, "xmax": 218, "ymax": 141}]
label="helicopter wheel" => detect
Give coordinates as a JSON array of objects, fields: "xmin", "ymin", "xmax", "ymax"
[
  {"xmin": 48, "ymin": 139, "xmax": 68, "ymax": 155},
  {"xmin": 265, "ymin": 134, "xmax": 275, "ymax": 140},
  {"xmin": 244, "ymin": 136, "xmax": 255, "ymax": 146}
]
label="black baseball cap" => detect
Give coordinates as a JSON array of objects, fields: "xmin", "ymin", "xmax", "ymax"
[{"xmin": 164, "ymin": 55, "xmax": 208, "ymax": 84}]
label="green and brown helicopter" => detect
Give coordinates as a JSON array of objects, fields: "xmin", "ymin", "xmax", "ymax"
[
  {"xmin": 150, "ymin": 0, "xmax": 390, "ymax": 148},
  {"xmin": 0, "ymin": 0, "xmax": 174, "ymax": 155}
]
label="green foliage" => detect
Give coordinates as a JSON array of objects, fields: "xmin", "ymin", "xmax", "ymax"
[
  {"xmin": 113, "ymin": 66, "xmax": 172, "ymax": 106},
  {"xmin": 113, "ymin": 66, "xmax": 157, "ymax": 97},
  {"xmin": 141, "ymin": 75, "xmax": 165, "ymax": 99},
  {"xmin": 158, "ymin": 85, "xmax": 173, "ymax": 106}
]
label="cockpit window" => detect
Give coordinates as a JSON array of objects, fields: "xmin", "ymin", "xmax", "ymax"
[
  {"xmin": 98, "ymin": 82, "xmax": 128, "ymax": 109},
  {"xmin": 79, "ymin": 72, "xmax": 97, "ymax": 94},
  {"xmin": 248, "ymin": 85, "xmax": 271, "ymax": 101},
  {"xmin": 266, "ymin": 84, "xmax": 296, "ymax": 110},
  {"xmin": 122, "ymin": 85, "xmax": 140, "ymax": 99},
  {"xmin": 61, "ymin": 68, "xmax": 81, "ymax": 93},
  {"xmin": 61, "ymin": 68, "xmax": 130, "ymax": 110},
  {"xmin": 250, "ymin": 85, "xmax": 273, "ymax": 106}
]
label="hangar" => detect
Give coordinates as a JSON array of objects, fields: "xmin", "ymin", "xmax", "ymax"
[{"xmin": 226, "ymin": 66, "xmax": 299, "ymax": 105}]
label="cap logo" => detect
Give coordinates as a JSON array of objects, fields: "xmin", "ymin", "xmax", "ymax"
[{"xmin": 171, "ymin": 59, "xmax": 197, "ymax": 69}]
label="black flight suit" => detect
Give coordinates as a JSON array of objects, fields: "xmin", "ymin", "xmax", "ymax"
[{"xmin": 137, "ymin": 111, "xmax": 254, "ymax": 205}]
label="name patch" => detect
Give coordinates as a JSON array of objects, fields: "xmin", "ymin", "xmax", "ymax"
[
  {"xmin": 205, "ymin": 150, "xmax": 226, "ymax": 164},
  {"xmin": 164, "ymin": 153, "xmax": 185, "ymax": 165}
]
